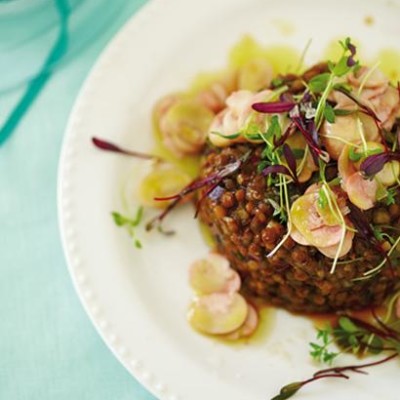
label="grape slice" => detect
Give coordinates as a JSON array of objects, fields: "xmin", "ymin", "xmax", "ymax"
[
  {"xmin": 188, "ymin": 293, "xmax": 248, "ymax": 335},
  {"xmin": 189, "ymin": 253, "xmax": 241, "ymax": 295}
]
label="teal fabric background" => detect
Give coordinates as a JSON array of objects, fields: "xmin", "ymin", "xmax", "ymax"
[{"xmin": 0, "ymin": 1, "xmax": 157, "ymax": 399}]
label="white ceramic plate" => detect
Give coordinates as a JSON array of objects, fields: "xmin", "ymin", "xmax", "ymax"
[{"xmin": 58, "ymin": 0, "xmax": 400, "ymax": 399}]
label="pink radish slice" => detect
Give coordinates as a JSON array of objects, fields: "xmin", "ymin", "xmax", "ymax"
[
  {"xmin": 346, "ymin": 172, "xmax": 378, "ymax": 210},
  {"xmin": 224, "ymin": 303, "xmax": 259, "ymax": 340},
  {"xmin": 291, "ymin": 193, "xmax": 343, "ymax": 247},
  {"xmin": 189, "ymin": 253, "xmax": 241, "ymax": 295},
  {"xmin": 290, "ymin": 225, "xmax": 310, "ymax": 246},
  {"xmin": 188, "ymin": 293, "xmax": 248, "ymax": 335},
  {"xmin": 317, "ymin": 229, "xmax": 355, "ymax": 259}
]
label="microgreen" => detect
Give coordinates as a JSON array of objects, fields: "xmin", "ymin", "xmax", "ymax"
[
  {"xmin": 146, "ymin": 151, "xmax": 251, "ymax": 232},
  {"xmin": 334, "ymin": 108, "xmax": 355, "ymax": 116},
  {"xmin": 385, "ymin": 187, "xmax": 397, "ymax": 205},
  {"xmin": 112, "ymin": 207, "xmax": 144, "ymax": 248},
  {"xmin": 360, "ymin": 151, "xmax": 400, "ymax": 178},
  {"xmin": 347, "ymin": 203, "xmax": 383, "ymax": 250},
  {"xmin": 349, "ymin": 146, "xmax": 363, "ymax": 162},
  {"xmin": 271, "ymin": 77, "xmax": 284, "ymax": 88},
  {"xmin": 291, "ymin": 113, "xmax": 327, "ymax": 163},
  {"xmin": 308, "ymin": 73, "xmax": 331, "ymax": 94},
  {"xmin": 373, "ymin": 226, "xmax": 395, "ymax": 245},
  {"xmin": 267, "ymin": 198, "xmax": 287, "ymax": 222},
  {"xmin": 313, "ymin": 38, "xmax": 359, "ymax": 128},
  {"xmin": 252, "ymin": 100, "xmax": 296, "ymax": 114},
  {"xmin": 272, "ymin": 305, "xmax": 400, "ymax": 400},
  {"xmin": 349, "ymin": 146, "xmax": 383, "ymax": 163},
  {"xmin": 282, "ymin": 143, "xmax": 299, "ymax": 184},
  {"xmin": 310, "ymin": 326, "xmax": 339, "ymax": 365},
  {"xmin": 92, "ymin": 137, "xmax": 159, "ymax": 160},
  {"xmin": 334, "ymin": 87, "xmax": 381, "ymax": 124},
  {"xmin": 323, "ymin": 103, "xmax": 335, "ymax": 123}
]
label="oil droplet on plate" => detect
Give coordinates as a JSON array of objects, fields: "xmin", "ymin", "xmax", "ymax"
[
  {"xmin": 364, "ymin": 15, "xmax": 374, "ymax": 26},
  {"xmin": 271, "ymin": 19, "xmax": 296, "ymax": 37}
]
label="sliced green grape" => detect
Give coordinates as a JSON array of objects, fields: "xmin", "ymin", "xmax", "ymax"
[
  {"xmin": 322, "ymin": 113, "xmax": 379, "ymax": 160},
  {"xmin": 159, "ymin": 98, "xmax": 214, "ymax": 157},
  {"xmin": 223, "ymin": 303, "xmax": 259, "ymax": 340},
  {"xmin": 376, "ymin": 160, "xmax": 400, "ymax": 186},
  {"xmin": 138, "ymin": 165, "xmax": 191, "ymax": 209},
  {"xmin": 290, "ymin": 193, "xmax": 343, "ymax": 247},
  {"xmin": 189, "ymin": 253, "xmax": 241, "ymax": 295},
  {"xmin": 188, "ymin": 293, "xmax": 248, "ymax": 335}
]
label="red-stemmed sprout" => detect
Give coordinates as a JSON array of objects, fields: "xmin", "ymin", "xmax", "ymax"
[
  {"xmin": 273, "ymin": 121, "xmax": 296, "ymax": 149},
  {"xmin": 251, "ymin": 100, "xmax": 296, "ymax": 114},
  {"xmin": 272, "ymin": 354, "xmax": 398, "ymax": 400},
  {"xmin": 348, "ymin": 203, "xmax": 394, "ymax": 277},
  {"xmin": 334, "ymin": 87, "xmax": 380, "ymax": 123},
  {"xmin": 92, "ymin": 137, "xmax": 161, "ymax": 160},
  {"xmin": 290, "ymin": 108, "xmax": 329, "ymax": 164},
  {"xmin": 346, "ymin": 40, "xmax": 357, "ymax": 67},
  {"xmin": 272, "ymin": 307, "xmax": 400, "ymax": 400},
  {"xmin": 146, "ymin": 151, "xmax": 251, "ymax": 232},
  {"xmin": 360, "ymin": 151, "xmax": 400, "ymax": 178}
]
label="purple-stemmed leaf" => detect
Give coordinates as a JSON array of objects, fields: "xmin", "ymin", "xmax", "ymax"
[
  {"xmin": 262, "ymin": 164, "xmax": 294, "ymax": 181},
  {"xmin": 334, "ymin": 88, "xmax": 380, "ymax": 123},
  {"xmin": 153, "ymin": 160, "xmax": 241, "ymax": 202},
  {"xmin": 147, "ymin": 151, "xmax": 250, "ymax": 231},
  {"xmin": 347, "ymin": 203, "xmax": 380, "ymax": 247},
  {"xmin": 346, "ymin": 39, "xmax": 357, "ymax": 67},
  {"xmin": 252, "ymin": 101, "xmax": 296, "ymax": 114},
  {"xmin": 347, "ymin": 203, "xmax": 394, "ymax": 277},
  {"xmin": 273, "ymin": 121, "xmax": 296, "ymax": 148},
  {"xmin": 360, "ymin": 152, "xmax": 400, "ymax": 178},
  {"xmin": 92, "ymin": 137, "xmax": 158, "ymax": 160},
  {"xmin": 291, "ymin": 117, "xmax": 322, "ymax": 164},
  {"xmin": 282, "ymin": 143, "xmax": 298, "ymax": 184}
]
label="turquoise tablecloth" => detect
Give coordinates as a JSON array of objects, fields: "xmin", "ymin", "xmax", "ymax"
[{"xmin": 0, "ymin": 2, "xmax": 157, "ymax": 399}]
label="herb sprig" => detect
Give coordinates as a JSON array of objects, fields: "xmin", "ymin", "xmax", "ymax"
[
  {"xmin": 112, "ymin": 207, "xmax": 144, "ymax": 248},
  {"xmin": 313, "ymin": 38, "xmax": 360, "ymax": 129},
  {"xmin": 272, "ymin": 302, "xmax": 400, "ymax": 400}
]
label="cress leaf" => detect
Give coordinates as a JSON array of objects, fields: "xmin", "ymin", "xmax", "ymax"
[
  {"xmin": 334, "ymin": 108, "xmax": 355, "ymax": 116},
  {"xmin": 133, "ymin": 206, "xmax": 144, "ymax": 226},
  {"xmin": 112, "ymin": 208, "xmax": 144, "ymax": 249},
  {"xmin": 349, "ymin": 147, "xmax": 362, "ymax": 162},
  {"xmin": 368, "ymin": 336, "xmax": 384, "ymax": 355},
  {"xmin": 324, "ymin": 103, "xmax": 336, "ymax": 123},
  {"xmin": 385, "ymin": 188, "xmax": 396, "ymax": 205},
  {"xmin": 257, "ymin": 160, "xmax": 269, "ymax": 173},
  {"xmin": 112, "ymin": 212, "xmax": 128, "ymax": 227},
  {"xmin": 309, "ymin": 73, "xmax": 331, "ymax": 93},
  {"xmin": 134, "ymin": 239, "xmax": 143, "ymax": 249},
  {"xmin": 271, "ymin": 77, "xmax": 284, "ymax": 88},
  {"xmin": 267, "ymin": 115, "xmax": 282, "ymax": 139},
  {"xmin": 332, "ymin": 56, "xmax": 352, "ymax": 77},
  {"xmin": 338, "ymin": 317, "xmax": 359, "ymax": 333}
]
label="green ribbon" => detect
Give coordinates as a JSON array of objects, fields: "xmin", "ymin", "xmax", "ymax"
[{"xmin": 0, "ymin": 0, "xmax": 70, "ymax": 146}]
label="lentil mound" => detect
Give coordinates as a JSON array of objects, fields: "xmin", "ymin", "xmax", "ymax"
[{"xmin": 198, "ymin": 144, "xmax": 400, "ymax": 313}]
